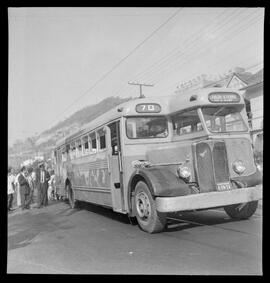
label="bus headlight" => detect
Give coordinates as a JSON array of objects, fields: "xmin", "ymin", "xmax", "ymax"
[
  {"xmin": 232, "ymin": 160, "xmax": 246, "ymax": 175},
  {"xmin": 177, "ymin": 166, "xmax": 191, "ymax": 180}
]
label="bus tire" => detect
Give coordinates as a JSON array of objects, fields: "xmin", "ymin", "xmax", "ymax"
[
  {"xmin": 134, "ymin": 181, "xmax": 166, "ymax": 233},
  {"xmin": 224, "ymin": 200, "xmax": 258, "ymax": 220},
  {"xmin": 67, "ymin": 184, "xmax": 78, "ymax": 209}
]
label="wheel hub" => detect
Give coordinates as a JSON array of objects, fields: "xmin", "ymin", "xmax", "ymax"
[{"xmin": 136, "ymin": 192, "xmax": 151, "ymax": 220}]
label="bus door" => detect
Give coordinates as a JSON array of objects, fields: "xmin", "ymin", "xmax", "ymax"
[{"xmin": 107, "ymin": 121, "xmax": 125, "ymax": 212}]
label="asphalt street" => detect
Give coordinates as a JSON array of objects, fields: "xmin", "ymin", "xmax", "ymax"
[{"xmin": 7, "ymin": 198, "xmax": 262, "ymax": 275}]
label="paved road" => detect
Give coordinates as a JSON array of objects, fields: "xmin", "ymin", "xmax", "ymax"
[{"xmin": 7, "ymin": 199, "xmax": 262, "ymax": 275}]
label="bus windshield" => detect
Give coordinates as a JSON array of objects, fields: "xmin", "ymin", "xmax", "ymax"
[
  {"xmin": 201, "ymin": 106, "xmax": 248, "ymax": 133},
  {"xmin": 126, "ymin": 116, "xmax": 168, "ymax": 139}
]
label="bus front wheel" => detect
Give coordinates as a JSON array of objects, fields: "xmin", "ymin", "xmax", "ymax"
[
  {"xmin": 134, "ymin": 181, "xmax": 166, "ymax": 233},
  {"xmin": 224, "ymin": 201, "xmax": 258, "ymax": 220}
]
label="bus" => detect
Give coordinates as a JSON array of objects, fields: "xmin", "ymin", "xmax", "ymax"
[{"xmin": 52, "ymin": 88, "xmax": 262, "ymax": 233}]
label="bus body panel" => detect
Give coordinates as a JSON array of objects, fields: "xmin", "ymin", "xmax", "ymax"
[{"xmin": 52, "ymin": 88, "xmax": 262, "ymax": 221}]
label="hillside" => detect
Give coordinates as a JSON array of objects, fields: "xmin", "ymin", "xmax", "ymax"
[{"xmin": 8, "ymin": 96, "xmax": 132, "ymax": 168}]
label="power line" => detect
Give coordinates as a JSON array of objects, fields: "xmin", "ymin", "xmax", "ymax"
[
  {"xmin": 130, "ymin": 8, "xmax": 235, "ymax": 81},
  {"xmin": 140, "ymin": 12, "xmax": 263, "ymax": 89},
  {"xmin": 153, "ymin": 59, "xmax": 263, "ymax": 97},
  {"xmin": 134, "ymin": 9, "xmax": 263, "ymax": 85},
  {"xmin": 46, "ymin": 8, "xmax": 183, "ymax": 130},
  {"xmin": 114, "ymin": 8, "xmax": 239, "ymax": 99},
  {"xmin": 97, "ymin": 8, "xmax": 262, "ymax": 101}
]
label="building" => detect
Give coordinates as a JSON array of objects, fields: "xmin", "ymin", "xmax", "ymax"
[{"xmin": 240, "ymin": 69, "xmax": 263, "ymax": 134}]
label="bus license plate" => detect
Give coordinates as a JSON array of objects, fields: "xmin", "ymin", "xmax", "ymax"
[{"xmin": 217, "ymin": 182, "xmax": 231, "ymax": 191}]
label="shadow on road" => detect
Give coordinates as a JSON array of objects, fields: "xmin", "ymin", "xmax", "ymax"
[
  {"xmin": 165, "ymin": 211, "xmax": 240, "ymax": 233},
  {"xmin": 74, "ymin": 201, "xmax": 131, "ymax": 225}
]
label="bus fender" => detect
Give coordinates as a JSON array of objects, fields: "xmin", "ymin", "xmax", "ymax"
[
  {"xmin": 231, "ymin": 167, "xmax": 262, "ymax": 187},
  {"xmin": 128, "ymin": 167, "xmax": 190, "ymax": 214}
]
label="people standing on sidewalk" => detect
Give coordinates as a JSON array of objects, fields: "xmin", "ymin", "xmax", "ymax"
[
  {"xmin": 27, "ymin": 167, "xmax": 36, "ymax": 207},
  {"xmin": 8, "ymin": 167, "xmax": 16, "ymax": 212},
  {"xmin": 36, "ymin": 162, "xmax": 50, "ymax": 208},
  {"xmin": 18, "ymin": 166, "xmax": 31, "ymax": 210},
  {"xmin": 48, "ymin": 170, "xmax": 56, "ymax": 200},
  {"xmin": 15, "ymin": 170, "xmax": 21, "ymax": 208}
]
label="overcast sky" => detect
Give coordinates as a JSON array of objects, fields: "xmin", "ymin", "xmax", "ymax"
[{"xmin": 8, "ymin": 7, "xmax": 264, "ymax": 145}]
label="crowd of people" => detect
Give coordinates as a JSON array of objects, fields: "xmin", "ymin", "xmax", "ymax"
[{"xmin": 7, "ymin": 162, "xmax": 57, "ymax": 213}]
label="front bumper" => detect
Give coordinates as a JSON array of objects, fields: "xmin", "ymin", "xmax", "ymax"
[{"xmin": 156, "ymin": 185, "xmax": 262, "ymax": 213}]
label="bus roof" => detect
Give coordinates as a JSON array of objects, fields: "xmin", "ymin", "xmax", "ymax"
[{"xmin": 55, "ymin": 88, "xmax": 244, "ymax": 148}]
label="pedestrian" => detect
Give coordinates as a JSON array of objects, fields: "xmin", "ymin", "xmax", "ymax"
[
  {"xmin": 36, "ymin": 162, "xmax": 50, "ymax": 208},
  {"xmin": 17, "ymin": 166, "xmax": 31, "ymax": 210},
  {"xmin": 15, "ymin": 170, "xmax": 21, "ymax": 208},
  {"xmin": 48, "ymin": 170, "xmax": 56, "ymax": 200},
  {"xmin": 8, "ymin": 167, "xmax": 16, "ymax": 212},
  {"xmin": 27, "ymin": 167, "xmax": 36, "ymax": 206}
]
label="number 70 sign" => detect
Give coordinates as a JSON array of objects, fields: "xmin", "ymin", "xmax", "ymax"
[{"xmin": 136, "ymin": 103, "xmax": 161, "ymax": 113}]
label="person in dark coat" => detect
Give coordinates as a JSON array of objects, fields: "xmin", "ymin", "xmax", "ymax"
[
  {"xmin": 17, "ymin": 166, "xmax": 31, "ymax": 210},
  {"xmin": 36, "ymin": 162, "xmax": 50, "ymax": 208}
]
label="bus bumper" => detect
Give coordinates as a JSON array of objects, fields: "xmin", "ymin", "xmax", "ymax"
[{"xmin": 155, "ymin": 185, "xmax": 262, "ymax": 213}]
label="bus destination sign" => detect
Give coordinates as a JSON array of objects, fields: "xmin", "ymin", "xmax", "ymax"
[
  {"xmin": 208, "ymin": 92, "xmax": 240, "ymax": 103},
  {"xmin": 136, "ymin": 103, "xmax": 161, "ymax": 113}
]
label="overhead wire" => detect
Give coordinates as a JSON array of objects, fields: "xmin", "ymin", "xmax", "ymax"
[
  {"xmin": 47, "ymin": 8, "xmax": 263, "ymax": 131},
  {"xmin": 140, "ymin": 12, "xmax": 264, "ymax": 93},
  {"xmin": 115, "ymin": 8, "xmax": 261, "ymax": 99},
  {"xmin": 135, "ymin": 9, "xmax": 263, "ymax": 86},
  {"xmin": 46, "ymin": 8, "xmax": 183, "ymax": 130},
  {"xmin": 130, "ymin": 8, "xmax": 238, "ymax": 81},
  {"xmin": 114, "ymin": 8, "xmax": 243, "ymax": 99}
]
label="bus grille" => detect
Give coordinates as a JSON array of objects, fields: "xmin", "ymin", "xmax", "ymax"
[
  {"xmin": 195, "ymin": 141, "xmax": 229, "ymax": 192},
  {"xmin": 212, "ymin": 141, "xmax": 230, "ymax": 183}
]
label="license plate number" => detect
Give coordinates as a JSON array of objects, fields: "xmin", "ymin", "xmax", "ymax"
[{"xmin": 217, "ymin": 182, "xmax": 231, "ymax": 191}]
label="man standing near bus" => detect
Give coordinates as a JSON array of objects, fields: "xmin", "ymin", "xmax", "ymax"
[
  {"xmin": 8, "ymin": 167, "xmax": 16, "ymax": 212},
  {"xmin": 18, "ymin": 166, "xmax": 31, "ymax": 210},
  {"xmin": 36, "ymin": 162, "xmax": 50, "ymax": 208}
]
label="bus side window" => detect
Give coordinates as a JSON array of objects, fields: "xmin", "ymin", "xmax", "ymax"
[
  {"xmin": 76, "ymin": 139, "xmax": 82, "ymax": 157},
  {"xmin": 90, "ymin": 132, "xmax": 97, "ymax": 153},
  {"xmin": 58, "ymin": 149, "xmax": 62, "ymax": 163},
  {"xmin": 66, "ymin": 144, "xmax": 70, "ymax": 159},
  {"xmin": 98, "ymin": 128, "xmax": 106, "ymax": 150},
  {"xmin": 109, "ymin": 123, "xmax": 118, "ymax": 155},
  {"xmin": 61, "ymin": 146, "xmax": 67, "ymax": 162},
  {"xmin": 70, "ymin": 142, "xmax": 76, "ymax": 159},
  {"xmin": 82, "ymin": 135, "xmax": 89, "ymax": 155}
]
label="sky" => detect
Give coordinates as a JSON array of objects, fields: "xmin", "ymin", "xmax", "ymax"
[{"xmin": 8, "ymin": 7, "xmax": 264, "ymax": 146}]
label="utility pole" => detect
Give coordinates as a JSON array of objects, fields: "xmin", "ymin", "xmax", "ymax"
[{"xmin": 128, "ymin": 81, "xmax": 154, "ymax": 98}]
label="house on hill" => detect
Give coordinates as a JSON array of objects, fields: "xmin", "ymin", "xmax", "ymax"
[{"xmin": 240, "ymin": 69, "xmax": 263, "ymax": 134}]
